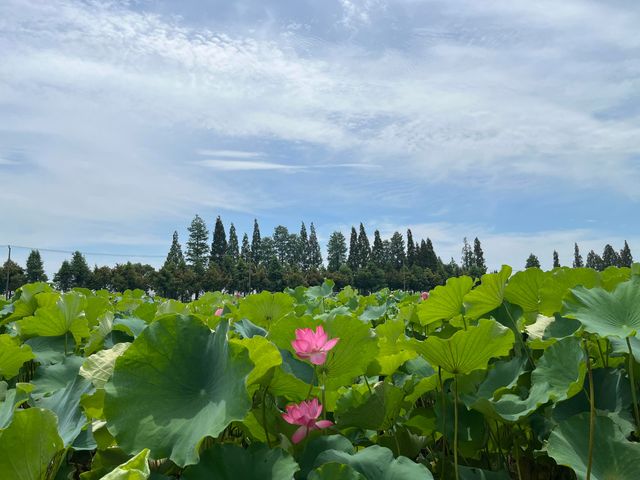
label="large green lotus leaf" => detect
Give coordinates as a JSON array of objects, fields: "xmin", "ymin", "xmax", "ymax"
[
  {"xmin": 335, "ymin": 381, "xmax": 405, "ymax": 430},
  {"xmin": 306, "ymin": 279, "xmax": 335, "ymax": 300},
  {"xmin": 323, "ymin": 315, "xmax": 379, "ymax": 390},
  {"xmin": 298, "ymin": 435, "xmax": 355, "ymax": 479},
  {"xmin": 36, "ymin": 375, "xmax": 93, "ymax": 446},
  {"xmin": 230, "ymin": 336, "xmax": 281, "ymax": 390},
  {"xmin": 1, "ymin": 282, "xmax": 52, "ymax": 324},
  {"xmin": 0, "ymin": 334, "xmax": 34, "ymax": 379},
  {"xmin": 0, "ymin": 382, "xmax": 33, "ymax": 428},
  {"xmin": 538, "ymin": 267, "xmax": 599, "ymax": 316},
  {"xmin": 610, "ymin": 335, "xmax": 640, "ymax": 363},
  {"xmin": 462, "ymin": 356, "xmax": 527, "ymax": 413},
  {"xmin": 236, "ymin": 291, "xmax": 294, "ymax": 328},
  {"xmin": 473, "ymin": 336, "xmax": 586, "ymax": 422},
  {"xmin": 314, "ymin": 445, "xmax": 433, "ymax": 480},
  {"xmin": 416, "ymin": 276, "xmax": 474, "ymax": 325},
  {"xmin": 18, "ymin": 292, "xmax": 89, "ymax": 344},
  {"xmin": 181, "ymin": 443, "xmax": 299, "ymax": 480},
  {"xmin": 547, "ymin": 413, "xmax": 640, "ymax": 480},
  {"xmin": 563, "ymin": 277, "xmax": 640, "ymax": 338},
  {"xmin": 503, "ymin": 268, "xmax": 547, "ymax": 313},
  {"xmin": 553, "ymin": 368, "xmax": 635, "ymax": 435},
  {"xmin": 104, "ymin": 317, "xmax": 254, "ymax": 467},
  {"xmin": 308, "ymin": 463, "xmax": 366, "ymax": 480},
  {"xmin": 600, "ymin": 266, "xmax": 631, "ymax": 291},
  {"xmin": 25, "ymin": 335, "xmax": 67, "ymax": 364},
  {"xmin": 113, "ymin": 317, "xmax": 148, "ymax": 338},
  {"xmin": 84, "ymin": 295, "xmax": 112, "ymax": 328},
  {"xmin": 101, "ymin": 449, "xmax": 150, "ymax": 480},
  {"xmin": 85, "ymin": 312, "xmax": 115, "ymax": 355},
  {"xmin": 463, "ymin": 266, "xmax": 512, "ymax": 320},
  {"xmin": 369, "ymin": 319, "xmax": 416, "ymax": 376},
  {"xmin": 32, "ymin": 355, "xmax": 84, "ymax": 397},
  {"xmin": 80, "ymin": 343, "xmax": 131, "ymax": 389},
  {"xmin": 409, "ymin": 319, "xmax": 514, "ymax": 375},
  {"xmin": 0, "ymin": 408, "xmax": 64, "ymax": 480}
]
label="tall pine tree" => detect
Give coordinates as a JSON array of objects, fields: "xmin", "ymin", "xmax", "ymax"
[
  {"xmin": 620, "ymin": 240, "xmax": 633, "ymax": 267},
  {"xmin": 166, "ymin": 231, "xmax": 185, "ymax": 266},
  {"xmin": 210, "ymin": 216, "xmax": 228, "ymax": 266},
  {"xmin": 461, "ymin": 237, "xmax": 473, "ymax": 271},
  {"xmin": 406, "ymin": 229, "xmax": 416, "ymax": 267},
  {"xmin": 388, "ymin": 232, "xmax": 406, "ymax": 269},
  {"xmin": 347, "ymin": 227, "xmax": 359, "ymax": 270},
  {"xmin": 26, "ymin": 249, "xmax": 47, "ymax": 283},
  {"xmin": 573, "ymin": 243, "xmax": 584, "ymax": 268},
  {"xmin": 424, "ymin": 238, "xmax": 439, "ymax": 272},
  {"xmin": 370, "ymin": 230, "xmax": 385, "ymax": 267},
  {"xmin": 586, "ymin": 250, "xmax": 604, "ymax": 271},
  {"xmin": 54, "ymin": 260, "xmax": 73, "ymax": 291},
  {"xmin": 70, "ymin": 251, "xmax": 92, "ymax": 288},
  {"xmin": 308, "ymin": 223, "xmax": 322, "ymax": 269},
  {"xmin": 357, "ymin": 223, "xmax": 371, "ymax": 268},
  {"xmin": 525, "ymin": 253, "xmax": 540, "ymax": 268},
  {"xmin": 298, "ymin": 222, "xmax": 309, "ymax": 270},
  {"xmin": 251, "ymin": 219, "xmax": 262, "ymax": 265},
  {"xmin": 602, "ymin": 244, "xmax": 620, "ymax": 268},
  {"xmin": 227, "ymin": 223, "xmax": 239, "ymax": 259},
  {"xmin": 473, "ymin": 238, "xmax": 487, "ymax": 275},
  {"xmin": 552, "ymin": 250, "xmax": 560, "ymax": 268},
  {"xmin": 241, "ymin": 233, "xmax": 251, "ymax": 262},
  {"xmin": 327, "ymin": 231, "xmax": 348, "ymax": 271}
]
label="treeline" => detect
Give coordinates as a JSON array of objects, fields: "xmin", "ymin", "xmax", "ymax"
[
  {"xmin": 524, "ymin": 241, "xmax": 634, "ymax": 270},
  {"xmin": 1, "ymin": 216, "xmax": 487, "ymax": 299},
  {"xmin": 1, "ymin": 216, "xmax": 634, "ymax": 299}
]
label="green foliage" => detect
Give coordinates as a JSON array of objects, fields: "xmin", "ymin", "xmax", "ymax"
[{"xmin": 1, "ymin": 263, "xmax": 639, "ymax": 480}]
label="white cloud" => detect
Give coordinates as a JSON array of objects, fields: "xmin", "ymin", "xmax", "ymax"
[{"xmin": 196, "ymin": 150, "xmax": 264, "ymax": 158}]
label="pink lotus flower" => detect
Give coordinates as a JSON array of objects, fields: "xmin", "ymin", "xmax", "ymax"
[
  {"xmin": 420, "ymin": 291, "xmax": 429, "ymax": 301},
  {"xmin": 214, "ymin": 308, "xmax": 223, "ymax": 316},
  {"xmin": 282, "ymin": 398, "xmax": 334, "ymax": 444},
  {"xmin": 292, "ymin": 326, "xmax": 339, "ymax": 365}
]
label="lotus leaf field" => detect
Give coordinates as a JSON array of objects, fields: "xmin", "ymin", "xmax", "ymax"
[{"xmin": 2, "ymin": 264, "xmax": 640, "ymax": 479}]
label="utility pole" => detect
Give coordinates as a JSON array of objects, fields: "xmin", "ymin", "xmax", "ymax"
[{"xmin": 4, "ymin": 245, "xmax": 11, "ymax": 299}]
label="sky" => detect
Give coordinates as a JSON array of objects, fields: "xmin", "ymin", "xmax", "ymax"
[{"xmin": 1, "ymin": 0, "xmax": 639, "ymax": 275}]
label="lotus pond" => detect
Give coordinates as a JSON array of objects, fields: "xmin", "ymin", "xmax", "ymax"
[{"xmin": 1, "ymin": 264, "xmax": 640, "ymax": 479}]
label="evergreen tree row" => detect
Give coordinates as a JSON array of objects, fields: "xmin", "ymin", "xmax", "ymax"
[
  {"xmin": 524, "ymin": 241, "xmax": 634, "ymax": 270},
  {"xmin": 1, "ymin": 218, "xmax": 634, "ymax": 300}
]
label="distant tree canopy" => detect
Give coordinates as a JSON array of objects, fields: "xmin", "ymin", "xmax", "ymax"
[{"xmin": 2, "ymin": 219, "xmax": 636, "ymax": 300}]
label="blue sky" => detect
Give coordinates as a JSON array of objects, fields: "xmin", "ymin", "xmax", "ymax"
[{"xmin": 1, "ymin": 0, "xmax": 639, "ymax": 275}]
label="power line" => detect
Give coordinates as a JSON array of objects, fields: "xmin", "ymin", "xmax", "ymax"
[{"xmin": 5, "ymin": 244, "xmax": 166, "ymax": 259}]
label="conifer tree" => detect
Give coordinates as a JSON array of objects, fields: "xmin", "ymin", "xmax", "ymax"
[
  {"xmin": 1, "ymin": 259, "xmax": 26, "ymax": 296},
  {"xmin": 273, "ymin": 226, "xmax": 291, "ymax": 265},
  {"xmin": 620, "ymin": 240, "xmax": 633, "ymax": 267},
  {"xmin": 166, "ymin": 231, "xmax": 185, "ymax": 266},
  {"xmin": 586, "ymin": 250, "xmax": 604, "ymax": 271},
  {"xmin": 461, "ymin": 237, "xmax": 473, "ymax": 271},
  {"xmin": 424, "ymin": 238, "xmax": 439, "ymax": 272},
  {"xmin": 26, "ymin": 249, "xmax": 47, "ymax": 283},
  {"xmin": 308, "ymin": 223, "xmax": 322, "ymax": 269},
  {"xmin": 70, "ymin": 251, "xmax": 92, "ymax": 288},
  {"xmin": 241, "ymin": 233, "xmax": 251, "ymax": 262},
  {"xmin": 406, "ymin": 229, "xmax": 416, "ymax": 266},
  {"xmin": 227, "ymin": 223, "xmax": 239, "ymax": 260},
  {"xmin": 388, "ymin": 232, "xmax": 406, "ymax": 269},
  {"xmin": 357, "ymin": 223, "xmax": 371, "ymax": 268},
  {"xmin": 186, "ymin": 214, "xmax": 209, "ymax": 273},
  {"xmin": 602, "ymin": 244, "xmax": 620, "ymax": 268},
  {"xmin": 525, "ymin": 253, "xmax": 541, "ymax": 268},
  {"xmin": 552, "ymin": 250, "xmax": 560, "ymax": 268},
  {"xmin": 347, "ymin": 227, "xmax": 359, "ymax": 270},
  {"xmin": 54, "ymin": 260, "xmax": 73, "ymax": 291},
  {"xmin": 251, "ymin": 219, "xmax": 262, "ymax": 265},
  {"xmin": 370, "ymin": 230, "xmax": 385, "ymax": 267},
  {"xmin": 573, "ymin": 243, "xmax": 584, "ymax": 268},
  {"xmin": 298, "ymin": 222, "xmax": 309, "ymax": 270},
  {"xmin": 327, "ymin": 231, "xmax": 348, "ymax": 271},
  {"xmin": 473, "ymin": 238, "xmax": 487, "ymax": 274},
  {"xmin": 210, "ymin": 216, "xmax": 228, "ymax": 266}
]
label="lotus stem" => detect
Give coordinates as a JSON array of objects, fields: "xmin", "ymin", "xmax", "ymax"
[
  {"xmin": 513, "ymin": 434, "xmax": 522, "ymax": 480},
  {"xmin": 453, "ymin": 374, "xmax": 460, "ymax": 480},
  {"xmin": 439, "ymin": 367, "xmax": 446, "ymax": 480},
  {"xmin": 321, "ymin": 368, "xmax": 327, "ymax": 421},
  {"xmin": 584, "ymin": 340, "xmax": 595, "ymax": 480},
  {"xmin": 626, "ymin": 337, "xmax": 640, "ymax": 437},
  {"xmin": 262, "ymin": 386, "xmax": 271, "ymax": 448},
  {"xmin": 502, "ymin": 304, "xmax": 534, "ymax": 367}
]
